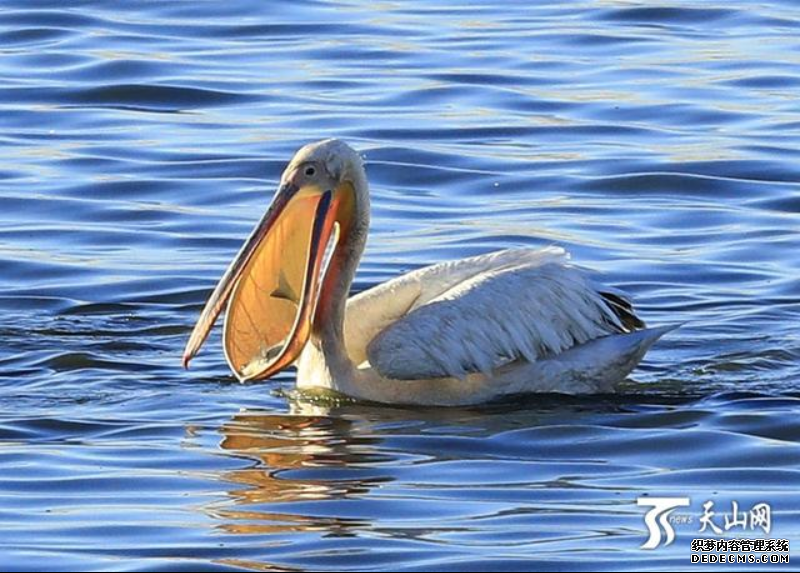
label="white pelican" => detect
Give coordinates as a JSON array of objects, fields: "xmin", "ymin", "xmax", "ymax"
[{"xmin": 183, "ymin": 139, "xmax": 674, "ymax": 406}]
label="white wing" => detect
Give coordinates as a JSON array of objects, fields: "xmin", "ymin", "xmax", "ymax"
[
  {"xmin": 360, "ymin": 247, "xmax": 643, "ymax": 380},
  {"xmin": 344, "ymin": 248, "xmax": 566, "ymax": 364},
  {"xmin": 343, "ymin": 247, "xmax": 570, "ymax": 366}
]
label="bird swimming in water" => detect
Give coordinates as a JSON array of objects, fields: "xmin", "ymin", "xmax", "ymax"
[{"xmin": 183, "ymin": 139, "xmax": 674, "ymax": 406}]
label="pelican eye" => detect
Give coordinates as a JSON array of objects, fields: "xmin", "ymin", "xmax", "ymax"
[{"xmin": 304, "ymin": 166, "xmax": 316, "ymax": 177}]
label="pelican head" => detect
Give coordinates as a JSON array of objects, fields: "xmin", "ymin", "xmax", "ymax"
[{"xmin": 183, "ymin": 139, "xmax": 368, "ymax": 381}]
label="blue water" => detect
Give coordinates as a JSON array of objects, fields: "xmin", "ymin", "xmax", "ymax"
[{"xmin": 1, "ymin": 1, "xmax": 799, "ymax": 570}]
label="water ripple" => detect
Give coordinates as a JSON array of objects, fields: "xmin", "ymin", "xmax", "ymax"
[{"xmin": 1, "ymin": 0, "xmax": 799, "ymax": 570}]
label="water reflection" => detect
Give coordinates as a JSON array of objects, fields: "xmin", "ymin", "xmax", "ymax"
[
  {"xmin": 212, "ymin": 409, "xmax": 388, "ymax": 538},
  {"xmin": 209, "ymin": 393, "xmax": 658, "ymax": 524},
  {"xmin": 205, "ymin": 393, "xmax": 800, "ymax": 572},
  {"xmin": 203, "ymin": 397, "xmax": 687, "ymax": 572}
]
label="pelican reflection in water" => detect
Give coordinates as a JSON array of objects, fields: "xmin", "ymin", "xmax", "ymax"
[{"xmin": 184, "ymin": 139, "xmax": 674, "ymax": 405}]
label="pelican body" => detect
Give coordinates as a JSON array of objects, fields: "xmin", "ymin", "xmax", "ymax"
[{"xmin": 183, "ymin": 139, "xmax": 672, "ymax": 406}]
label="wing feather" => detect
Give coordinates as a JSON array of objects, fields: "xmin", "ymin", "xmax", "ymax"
[
  {"xmin": 344, "ymin": 246, "xmax": 568, "ymax": 365},
  {"xmin": 366, "ymin": 248, "xmax": 642, "ymax": 380}
]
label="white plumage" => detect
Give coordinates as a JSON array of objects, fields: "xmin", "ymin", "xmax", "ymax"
[
  {"xmin": 185, "ymin": 139, "xmax": 674, "ymax": 406},
  {"xmin": 356, "ymin": 247, "xmax": 624, "ymax": 380}
]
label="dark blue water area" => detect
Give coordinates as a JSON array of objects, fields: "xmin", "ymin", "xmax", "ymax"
[{"xmin": 0, "ymin": 0, "xmax": 799, "ymax": 571}]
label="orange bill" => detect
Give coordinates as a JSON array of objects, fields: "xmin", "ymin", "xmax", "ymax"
[{"xmin": 182, "ymin": 183, "xmax": 338, "ymax": 381}]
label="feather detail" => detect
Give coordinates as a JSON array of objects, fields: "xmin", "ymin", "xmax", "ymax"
[{"xmin": 365, "ymin": 248, "xmax": 644, "ymax": 381}]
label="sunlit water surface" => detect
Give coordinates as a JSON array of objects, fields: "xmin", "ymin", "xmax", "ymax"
[{"xmin": 1, "ymin": 1, "xmax": 799, "ymax": 570}]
